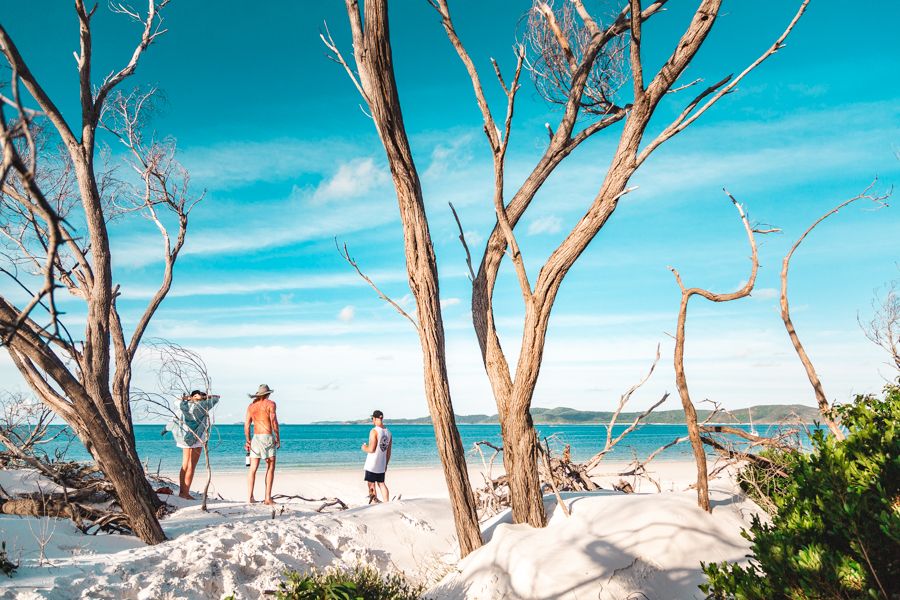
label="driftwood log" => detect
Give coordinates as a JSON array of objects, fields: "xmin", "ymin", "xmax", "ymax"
[
  {"xmin": 0, "ymin": 457, "xmax": 139, "ymax": 535},
  {"xmin": 470, "ymin": 416, "xmax": 800, "ymax": 521}
]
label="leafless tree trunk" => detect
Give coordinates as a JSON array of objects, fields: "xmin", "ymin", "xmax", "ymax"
[
  {"xmin": 326, "ymin": 0, "xmax": 482, "ymax": 556},
  {"xmin": 0, "ymin": 0, "xmax": 197, "ymax": 544},
  {"xmin": 781, "ymin": 181, "xmax": 890, "ymax": 439},
  {"xmin": 433, "ymin": 0, "xmax": 809, "ymax": 525},
  {"xmin": 670, "ymin": 193, "xmax": 775, "ymax": 511}
]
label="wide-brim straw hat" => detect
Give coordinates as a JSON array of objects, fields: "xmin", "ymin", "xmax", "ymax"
[{"xmin": 249, "ymin": 384, "xmax": 274, "ymax": 398}]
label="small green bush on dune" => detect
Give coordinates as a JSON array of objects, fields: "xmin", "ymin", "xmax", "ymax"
[
  {"xmin": 702, "ymin": 385, "xmax": 900, "ymax": 599},
  {"xmin": 735, "ymin": 446, "xmax": 804, "ymax": 515},
  {"xmin": 275, "ymin": 564, "xmax": 425, "ymax": 600}
]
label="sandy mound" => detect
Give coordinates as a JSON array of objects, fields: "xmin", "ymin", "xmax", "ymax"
[
  {"xmin": 431, "ymin": 486, "xmax": 759, "ymax": 600},
  {"xmin": 2, "ymin": 498, "xmax": 457, "ymax": 600}
]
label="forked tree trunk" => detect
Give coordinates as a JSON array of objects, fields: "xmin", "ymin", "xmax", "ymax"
[
  {"xmin": 344, "ymin": 0, "xmax": 482, "ymax": 556},
  {"xmin": 499, "ymin": 401, "xmax": 545, "ymax": 525}
]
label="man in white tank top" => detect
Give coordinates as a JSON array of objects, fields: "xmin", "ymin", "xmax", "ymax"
[{"xmin": 361, "ymin": 409, "xmax": 392, "ymax": 503}]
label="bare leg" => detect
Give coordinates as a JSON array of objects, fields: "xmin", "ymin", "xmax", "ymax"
[
  {"xmin": 179, "ymin": 448, "xmax": 195, "ymax": 499},
  {"xmin": 377, "ymin": 481, "xmax": 389, "ymax": 503},
  {"xmin": 182, "ymin": 447, "xmax": 201, "ymax": 498},
  {"xmin": 263, "ymin": 457, "xmax": 276, "ymax": 505},
  {"xmin": 247, "ymin": 458, "xmax": 260, "ymax": 503},
  {"xmin": 367, "ymin": 481, "xmax": 381, "ymax": 504}
]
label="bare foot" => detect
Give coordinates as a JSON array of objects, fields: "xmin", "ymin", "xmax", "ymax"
[
  {"xmin": 179, "ymin": 492, "xmax": 194, "ymax": 500},
  {"xmin": 368, "ymin": 494, "xmax": 380, "ymax": 505},
  {"xmin": 248, "ymin": 497, "xmax": 256, "ymax": 504},
  {"xmin": 263, "ymin": 499, "xmax": 274, "ymax": 505}
]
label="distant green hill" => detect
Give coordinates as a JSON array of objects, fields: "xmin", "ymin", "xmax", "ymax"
[{"xmin": 313, "ymin": 404, "xmax": 822, "ymax": 425}]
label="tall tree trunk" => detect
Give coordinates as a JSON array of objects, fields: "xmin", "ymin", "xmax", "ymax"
[
  {"xmin": 673, "ymin": 293, "xmax": 710, "ymax": 512},
  {"xmin": 345, "ymin": 0, "xmax": 482, "ymax": 556},
  {"xmin": 500, "ymin": 399, "xmax": 545, "ymax": 525}
]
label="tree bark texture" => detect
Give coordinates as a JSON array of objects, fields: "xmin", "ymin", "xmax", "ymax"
[
  {"xmin": 344, "ymin": 0, "xmax": 482, "ymax": 556},
  {"xmin": 673, "ymin": 293, "xmax": 711, "ymax": 512}
]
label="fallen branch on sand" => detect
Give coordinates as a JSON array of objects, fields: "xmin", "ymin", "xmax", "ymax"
[{"xmin": 270, "ymin": 494, "xmax": 349, "ymax": 513}]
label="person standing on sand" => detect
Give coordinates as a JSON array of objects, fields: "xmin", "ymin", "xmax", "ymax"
[
  {"xmin": 361, "ymin": 410, "xmax": 392, "ymax": 504},
  {"xmin": 245, "ymin": 384, "xmax": 280, "ymax": 504},
  {"xmin": 164, "ymin": 390, "xmax": 220, "ymax": 500}
]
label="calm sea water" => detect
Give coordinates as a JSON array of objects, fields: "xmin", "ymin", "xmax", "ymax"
[{"xmin": 35, "ymin": 423, "xmax": 799, "ymax": 473}]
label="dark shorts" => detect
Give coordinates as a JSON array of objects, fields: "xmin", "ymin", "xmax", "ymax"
[{"xmin": 364, "ymin": 470, "xmax": 385, "ymax": 483}]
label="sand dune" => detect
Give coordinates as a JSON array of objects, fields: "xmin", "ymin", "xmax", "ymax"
[{"xmin": 0, "ymin": 462, "xmax": 760, "ymax": 599}]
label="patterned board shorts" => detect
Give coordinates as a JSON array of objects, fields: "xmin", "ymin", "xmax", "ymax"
[{"xmin": 249, "ymin": 434, "xmax": 277, "ymax": 459}]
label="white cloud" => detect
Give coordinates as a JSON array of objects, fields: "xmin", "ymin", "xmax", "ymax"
[
  {"xmin": 148, "ymin": 317, "xmax": 411, "ymax": 340},
  {"xmin": 422, "ymin": 134, "xmax": 475, "ymax": 181},
  {"xmin": 178, "ymin": 138, "xmax": 359, "ymax": 190},
  {"xmin": 440, "ymin": 297, "xmax": 461, "ymax": 309},
  {"xmin": 110, "ymin": 185, "xmax": 398, "ymax": 270},
  {"xmin": 106, "ymin": 322, "xmax": 892, "ymax": 422},
  {"xmin": 123, "ymin": 270, "xmax": 407, "ymax": 300},
  {"xmin": 338, "ymin": 305, "xmax": 356, "ymax": 322},
  {"xmin": 463, "ymin": 230, "xmax": 484, "ymax": 246},
  {"xmin": 527, "ymin": 215, "xmax": 563, "ymax": 236},
  {"xmin": 311, "ymin": 158, "xmax": 390, "ymax": 203},
  {"xmin": 751, "ymin": 287, "xmax": 779, "ymax": 300}
]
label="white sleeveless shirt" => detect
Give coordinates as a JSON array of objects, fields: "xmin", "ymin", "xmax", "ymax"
[{"xmin": 364, "ymin": 426, "xmax": 392, "ymax": 474}]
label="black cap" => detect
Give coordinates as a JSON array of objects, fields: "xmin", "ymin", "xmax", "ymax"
[
  {"xmin": 189, "ymin": 390, "xmax": 207, "ymax": 398},
  {"xmin": 371, "ymin": 410, "xmax": 384, "ymax": 419}
]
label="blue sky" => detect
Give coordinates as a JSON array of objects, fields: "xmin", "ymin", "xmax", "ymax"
[{"xmin": 1, "ymin": 1, "xmax": 898, "ymax": 423}]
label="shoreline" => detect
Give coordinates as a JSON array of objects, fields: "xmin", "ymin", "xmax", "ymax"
[
  {"xmin": 175, "ymin": 456, "xmax": 701, "ymax": 475},
  {"xmin": 161, "ymin": 460, "xmax": 708, "ymax": 504}
]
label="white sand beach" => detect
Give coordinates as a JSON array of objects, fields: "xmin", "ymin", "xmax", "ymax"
[{"xmin": 0, "ymin": 460, "xmax": 762, "ymax": 599}]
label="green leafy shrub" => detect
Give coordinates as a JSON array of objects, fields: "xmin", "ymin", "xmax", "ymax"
[
  {"xmin": 736, "ymin": 446, "xmax": 804, "ymax": 515},
  {"xmin": 701, "ymin": 386, "xmax": 900, "ymax": 599},
  {"xmin": 275, "ymin": 564, "xmax": 425, "ymax": 600},
  {"xmin": 0, "ymin": 541, "xmax": 16, "ymax": 577}
]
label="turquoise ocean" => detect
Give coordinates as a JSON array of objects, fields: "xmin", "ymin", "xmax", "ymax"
[{"xmin": 40, "ymin": 423, "xmax": 798, "ymax": 473}]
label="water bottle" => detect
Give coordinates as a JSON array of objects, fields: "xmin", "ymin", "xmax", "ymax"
[{"xmin": 245, "ymin": 451, "xmax": 251, "ymax": 467}]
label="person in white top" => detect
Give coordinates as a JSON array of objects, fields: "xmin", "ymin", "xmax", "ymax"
[{"xmin": 361, "ymin": 409, "xmax": 392, "ymax": 504}]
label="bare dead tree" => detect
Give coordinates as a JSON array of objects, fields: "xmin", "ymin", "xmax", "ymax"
[
  {"xmin": 325, "ymin": 0, "xmax": 482, "ymax": 556},
  {"xmin": 427, "ymin": 0, "xmax": 809, "ymax": 526},
  {"xmin": 0, "ymin": 0, "xmax": 198, "ymax": 544},
  {"xmin": 0, "ymin": 391, "xmax": 70, "ymax": 462},
  {"xmin": 583, "ymin": 344, "xmax": 669, "ymax": 472},
  {"xmin": 860, "ymin": 276, "xmax": 900, "ymax": 375},
  {"xmin": 325, "ymin": 0, "xmax": 812, "ymax": 528},
  {"xmin": 522, "ymin": 0, "xmax": 627, "ymax": 117},
  {"xmin": 781, "ymin": 181, "xmax": 892, "ymax": 440},
  {"xmin": 615, "ymin": 399, "xmax": 726, "ymax": 483},
  {"xmin": 670, "ymin": 192, "xmax": 777, "ymax": 511}
]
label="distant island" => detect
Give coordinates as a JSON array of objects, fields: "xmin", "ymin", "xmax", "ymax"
[{"xmin": 313, "ymin": 404, "xmax": 823, "ymax": 425}]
